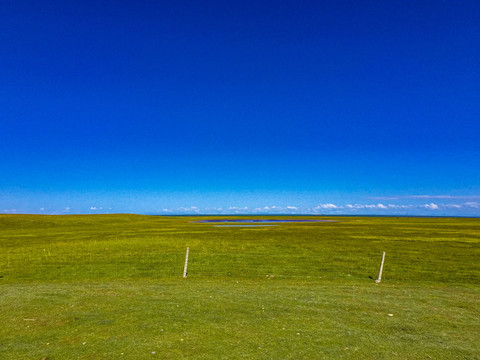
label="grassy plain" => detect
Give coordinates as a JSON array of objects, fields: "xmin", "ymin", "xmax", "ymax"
[{"xmin": 0, "ymin": 214, "xmax": 479, "ymax": 359}]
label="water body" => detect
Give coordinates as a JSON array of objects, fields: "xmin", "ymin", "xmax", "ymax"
[
  {"xmin": 213, "ymin": 224, "xmax": 278, "ymax": 227},
  {"xmin": 195, "ymin": 219, "xmax": 336, "ymax": 223}
]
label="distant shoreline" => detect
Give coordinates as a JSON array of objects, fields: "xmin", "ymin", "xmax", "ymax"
[{"xmin": 2, "ymin": 213, "xmax": 479, "ymax": 219}]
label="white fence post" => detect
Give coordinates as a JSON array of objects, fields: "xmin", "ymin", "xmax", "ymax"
[
  {"xmin": 375, "ymin": 251, "xmax": 386, "ymax": 283},
  {"xmin": 183, "ymin": 247, "xmax": 190, "ymax": 278}
]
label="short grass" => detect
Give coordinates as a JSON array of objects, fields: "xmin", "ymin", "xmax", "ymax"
[{"xmin": 0, "ymin": 214, "xmax": 479, "ymax": 359}]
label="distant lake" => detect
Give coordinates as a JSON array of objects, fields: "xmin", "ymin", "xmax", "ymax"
[
  {"xmin": 213, "ymin": 224, "xmax": 279, "ymax": 227},
  {"xmin": 194, "ymin": 219, "xmax": 336, "ymax": 224}
]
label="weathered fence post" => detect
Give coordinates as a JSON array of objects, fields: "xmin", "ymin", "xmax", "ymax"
[
  {"xmin": 375, "ymin": 251, "xmax": 386, "ymax": 283},
  {"xmin": 183, "ymin": 247, "xmax": 190, "ymax": 278}
]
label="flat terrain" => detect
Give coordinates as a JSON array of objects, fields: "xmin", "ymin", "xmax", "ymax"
[{"xmin": 0, "ymin": 214, "xmax": 479, "ymax": 359}]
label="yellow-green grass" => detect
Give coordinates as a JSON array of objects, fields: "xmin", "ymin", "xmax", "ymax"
[{"xmin": 1, "ymin": 214, "xmax": 479, "ymax": 359}]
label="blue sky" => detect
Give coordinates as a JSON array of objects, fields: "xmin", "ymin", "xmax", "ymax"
[{"xmin": 1, "ymin": 1, "xmax": 479, "ymax": 216}]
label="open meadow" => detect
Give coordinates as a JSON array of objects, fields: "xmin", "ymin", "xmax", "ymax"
[{"xmin": 0, "ymin": 214, "xmax": 479, "ymax": 359}]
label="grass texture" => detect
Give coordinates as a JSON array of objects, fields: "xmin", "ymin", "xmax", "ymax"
[{"xmin": 0, "ymin": 214, "xmax": 479, "ymax": 359}]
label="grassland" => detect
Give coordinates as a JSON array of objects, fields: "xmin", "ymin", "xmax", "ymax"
[{"xmin": 0, "ymin": 214, "xmax": 479, "ymax": 359}]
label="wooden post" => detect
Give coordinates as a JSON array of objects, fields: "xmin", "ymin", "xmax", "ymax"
[
  {"xmin": 375, "ymin": 251, "xmax": 386, "ymax": 283},
  {"xmin": 183, "ymin": 247, "xmax": 190, "ymax": 278}
]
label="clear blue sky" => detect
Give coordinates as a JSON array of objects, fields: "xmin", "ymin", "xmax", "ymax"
[{"xmin": 1, "ymin": 0, "xmax": 479, "ymax": 216}]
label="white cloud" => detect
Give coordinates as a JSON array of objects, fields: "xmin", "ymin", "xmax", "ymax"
[
  {"xmin": 226, "ymin": 206, "xmax": 248, "ymax": 214},
  {"xmin": 344, "ymin": 203, "xmax": 398, "ymax": 210},
  {"xmin": 412, "ymin": 195, "xmax": 451, "ymax": 199},
  {"xmin": 338, "ymin": 202, "xmax": 479, "ymax": 213},
  {"xmin": 424, "ymin": 203, "xmax": 439, "ymax": 210},
  {"xmin": 178, "ymin": 206, "xmax": 200, "ymax": 213},
  {"xmin": 464, "ymin": 202, "xmax": 480, "ymax": 209},
  {"xmin": 39, "ymin": 208, "xmax": 45, "ymax": 211},
  {"xmin": 228, "ymin": 206, "xmax": 244, "ymax": 210},
  {"xmin": 346, "ymin": 204, "xmax": 372, "ymax": 209},
  {"xmin": 129, "ymin": 200, "xmax": 480, "ymax": 216},
  {"xmin": 316, "ymin": 204, "xmax": 337, "ymax": 209},
  {"xmin": 445, "ymin": 204, "xmax": 461, "ymax": 209},
  {"xmin": 1, "ymin": 209, "xmax": 18, "ymax": 213},
  {"xmin": 372, "ymin": 195, "xmax": 480, "ymax": 200},
  {"xmin": 387, "ymin": 204, "xmax": 413, "ymax": 209}
]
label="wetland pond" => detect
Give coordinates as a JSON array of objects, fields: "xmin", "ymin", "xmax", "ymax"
[{"xmin": 193, "ymin": 219, "xmax": 336, "ymax": 227}]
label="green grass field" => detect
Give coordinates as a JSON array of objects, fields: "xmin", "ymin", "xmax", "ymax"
[{"xmin": 1, "ymin": 214, "xmax": 479, "ymax": 359}]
